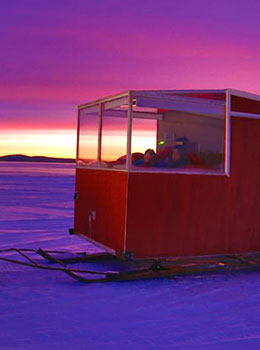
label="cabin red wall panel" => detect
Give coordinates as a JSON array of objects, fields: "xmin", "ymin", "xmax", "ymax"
[
  {"xmin": 126, "ymin": 173, "xmax": 229, "ymax": 258},
  {"xmin": 226, "ymin": 117, "xmax": 260, "ymax": 252},
  {"xmin": 231, "ymin": 95, "xmax": 260, "ymax": 114},
  {"xmin": 126, "ymin": 117, "xmax": 260, "ymax": 258},
  {"xmin": 74, "ymin": 169, "xmax": 127, "ymax": 252}
]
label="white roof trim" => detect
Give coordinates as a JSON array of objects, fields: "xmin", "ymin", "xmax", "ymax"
[
  {"xmin": 229, "ymin": 89, "xmax": 260, "ymax": 102},
  {"xmin": 78, "ymin": 89, "xmax": 227, "ymax": 109},
  {"xmin": 78, "ymin": 89, "xmax": 260, "ymax": 110},
  {"xmin": 134, "ymin": 89, "xmax": 227, "ymax": 95},
  {"xmin": 78, "ymin": 91, "xmax": 129, "ymax": 109}
]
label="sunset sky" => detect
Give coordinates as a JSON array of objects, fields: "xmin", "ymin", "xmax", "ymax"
[{"xmin": 1, "ymin": 0, "xmax": 260, "ymax": 158}]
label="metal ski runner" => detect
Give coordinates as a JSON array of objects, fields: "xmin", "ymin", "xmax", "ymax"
[{"xmin": 1, "ymin": 248, "xmax": 260, "ymax": 283}]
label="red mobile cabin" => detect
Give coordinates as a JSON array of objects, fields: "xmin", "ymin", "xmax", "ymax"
[{"xmin": 74, "ymin": 89, "xmax": 260, "ymax": 259}]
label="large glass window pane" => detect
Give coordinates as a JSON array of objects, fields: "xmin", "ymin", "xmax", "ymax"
[
  {"xmin": 101, "ymin": 102, "xmax": 128, "ymax": 168},
  {"xmin": 131, "ymin": 117, "xmax": 157, "ymax": 165},
  {"xmin": 131, "ymin": 95, "xmax": 225, "ymax": 172},
  {"xmin": 77, "ymin": 106, "xmax": 98, "ymax": 165}
]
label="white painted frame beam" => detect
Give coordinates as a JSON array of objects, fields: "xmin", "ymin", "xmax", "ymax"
[
  {"xmin": 78, "ymin": 91, "xmax": 129, "ymax": 109},
  {"xmin": 225, "ymin": 90, "xmax": 231, "ymax": 176},
  {"xmin": 104, "ymin": 96, "xmax": 128, "ymax": 110},
  {"xmin": 103, "ymin": 109, "xmax": 163, "ymax": 120},
  {"xmin": 126, "ymin": 92, "xmax": 133, "ymax": 170},
  {"xmin": 230, "ymin": 111, "xmax": 260, "ymax": 119},
  {"xmin": 97, "ymin": 103, "xmax": 103, "ymax": 161}
]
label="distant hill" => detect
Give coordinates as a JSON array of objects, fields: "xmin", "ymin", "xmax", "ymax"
[{"xmin": 0, "ymin": 154, "xmax": 75, "ymax": 163}]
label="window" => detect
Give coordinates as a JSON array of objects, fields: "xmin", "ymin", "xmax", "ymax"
[
  {"xmin": 77, "ymin": 106, "xmax": 99, "ymax": 165},
  {"xmin": 101, "ymin": 102, "xmax": 128, "ymax": 168},
  {"xmin": 77, "ymin": 92, "xmax": 226, "ymax": 174},
  {"xmin": 130, "ymin": 94, "xmax": 226, "ymax": 172}
]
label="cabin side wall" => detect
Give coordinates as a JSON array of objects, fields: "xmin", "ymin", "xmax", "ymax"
[
  {"xmin": 74, "ymin": 168, "xmax": 127, "ymax": 252},
  {"xmin": 126, "ymin": 115, "xmax": 260, "ymax": 258}
]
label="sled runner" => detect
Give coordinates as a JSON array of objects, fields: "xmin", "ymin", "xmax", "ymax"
[{"xmin": 1, "ymin": 248, "xmax": 260, "ymax": 283}]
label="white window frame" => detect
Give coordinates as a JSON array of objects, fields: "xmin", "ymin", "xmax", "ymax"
[
  {"xmin": 128, "ymin": 91, "xmax": 228, "ymax": 176},
  {"xmin": 77, "ymin": 89, "xmax": 260, "ymax": 176}
]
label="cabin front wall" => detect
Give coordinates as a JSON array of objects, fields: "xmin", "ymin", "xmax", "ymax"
[
  {"xmin": 74, "ymin": 168, "xmax": 127, "ymax": 252},
  {"xmin": 126, "ymin": 116, "xmax": 260, "ymax": 258}
]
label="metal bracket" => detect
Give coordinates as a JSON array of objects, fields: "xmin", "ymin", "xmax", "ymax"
[
  {"xmin": 69, "ymin": 228, "xmax": 75, "ymax": 235},
  {"xmin": 116, "ymin": 250, "xmax": 135, "ymax": 260}
]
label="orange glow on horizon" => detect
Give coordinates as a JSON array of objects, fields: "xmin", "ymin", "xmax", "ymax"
[
  {"xmin": 1, "ymin": 127, "xmax": 157, "ymax": 160},
  {"xmin": 0, "ymin": 129, "xmax": 77, "ymax": 158}
]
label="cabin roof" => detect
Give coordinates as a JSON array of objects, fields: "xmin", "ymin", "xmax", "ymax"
[{"xmin": 78, "ymin": 88, "xmax": 260, "ymax": 109}]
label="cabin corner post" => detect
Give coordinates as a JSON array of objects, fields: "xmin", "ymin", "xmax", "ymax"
[
  {"xmin": 225, "ymin": 89, "xmax": 231, "ymax": 176},
  {"xmin": 76, "ymin": 107, "xmax": 80, "ymax": 162},
  {"xmin": 126, "ymin": 91, "xmax": 133, "ymax": 170},
  {"xmin": 98, "ymin": 103, "xmax": 104, "ymax": 161}
]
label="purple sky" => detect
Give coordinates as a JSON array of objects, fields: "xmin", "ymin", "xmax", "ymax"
[{"xmin": 1, "ymin": 0, "xmax": 260, "ymax": 154}]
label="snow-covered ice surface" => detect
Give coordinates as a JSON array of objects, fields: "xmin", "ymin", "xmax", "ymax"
[{"xmin": 1, "ymin": 162, "xmax": 260, "ymax": 350}]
